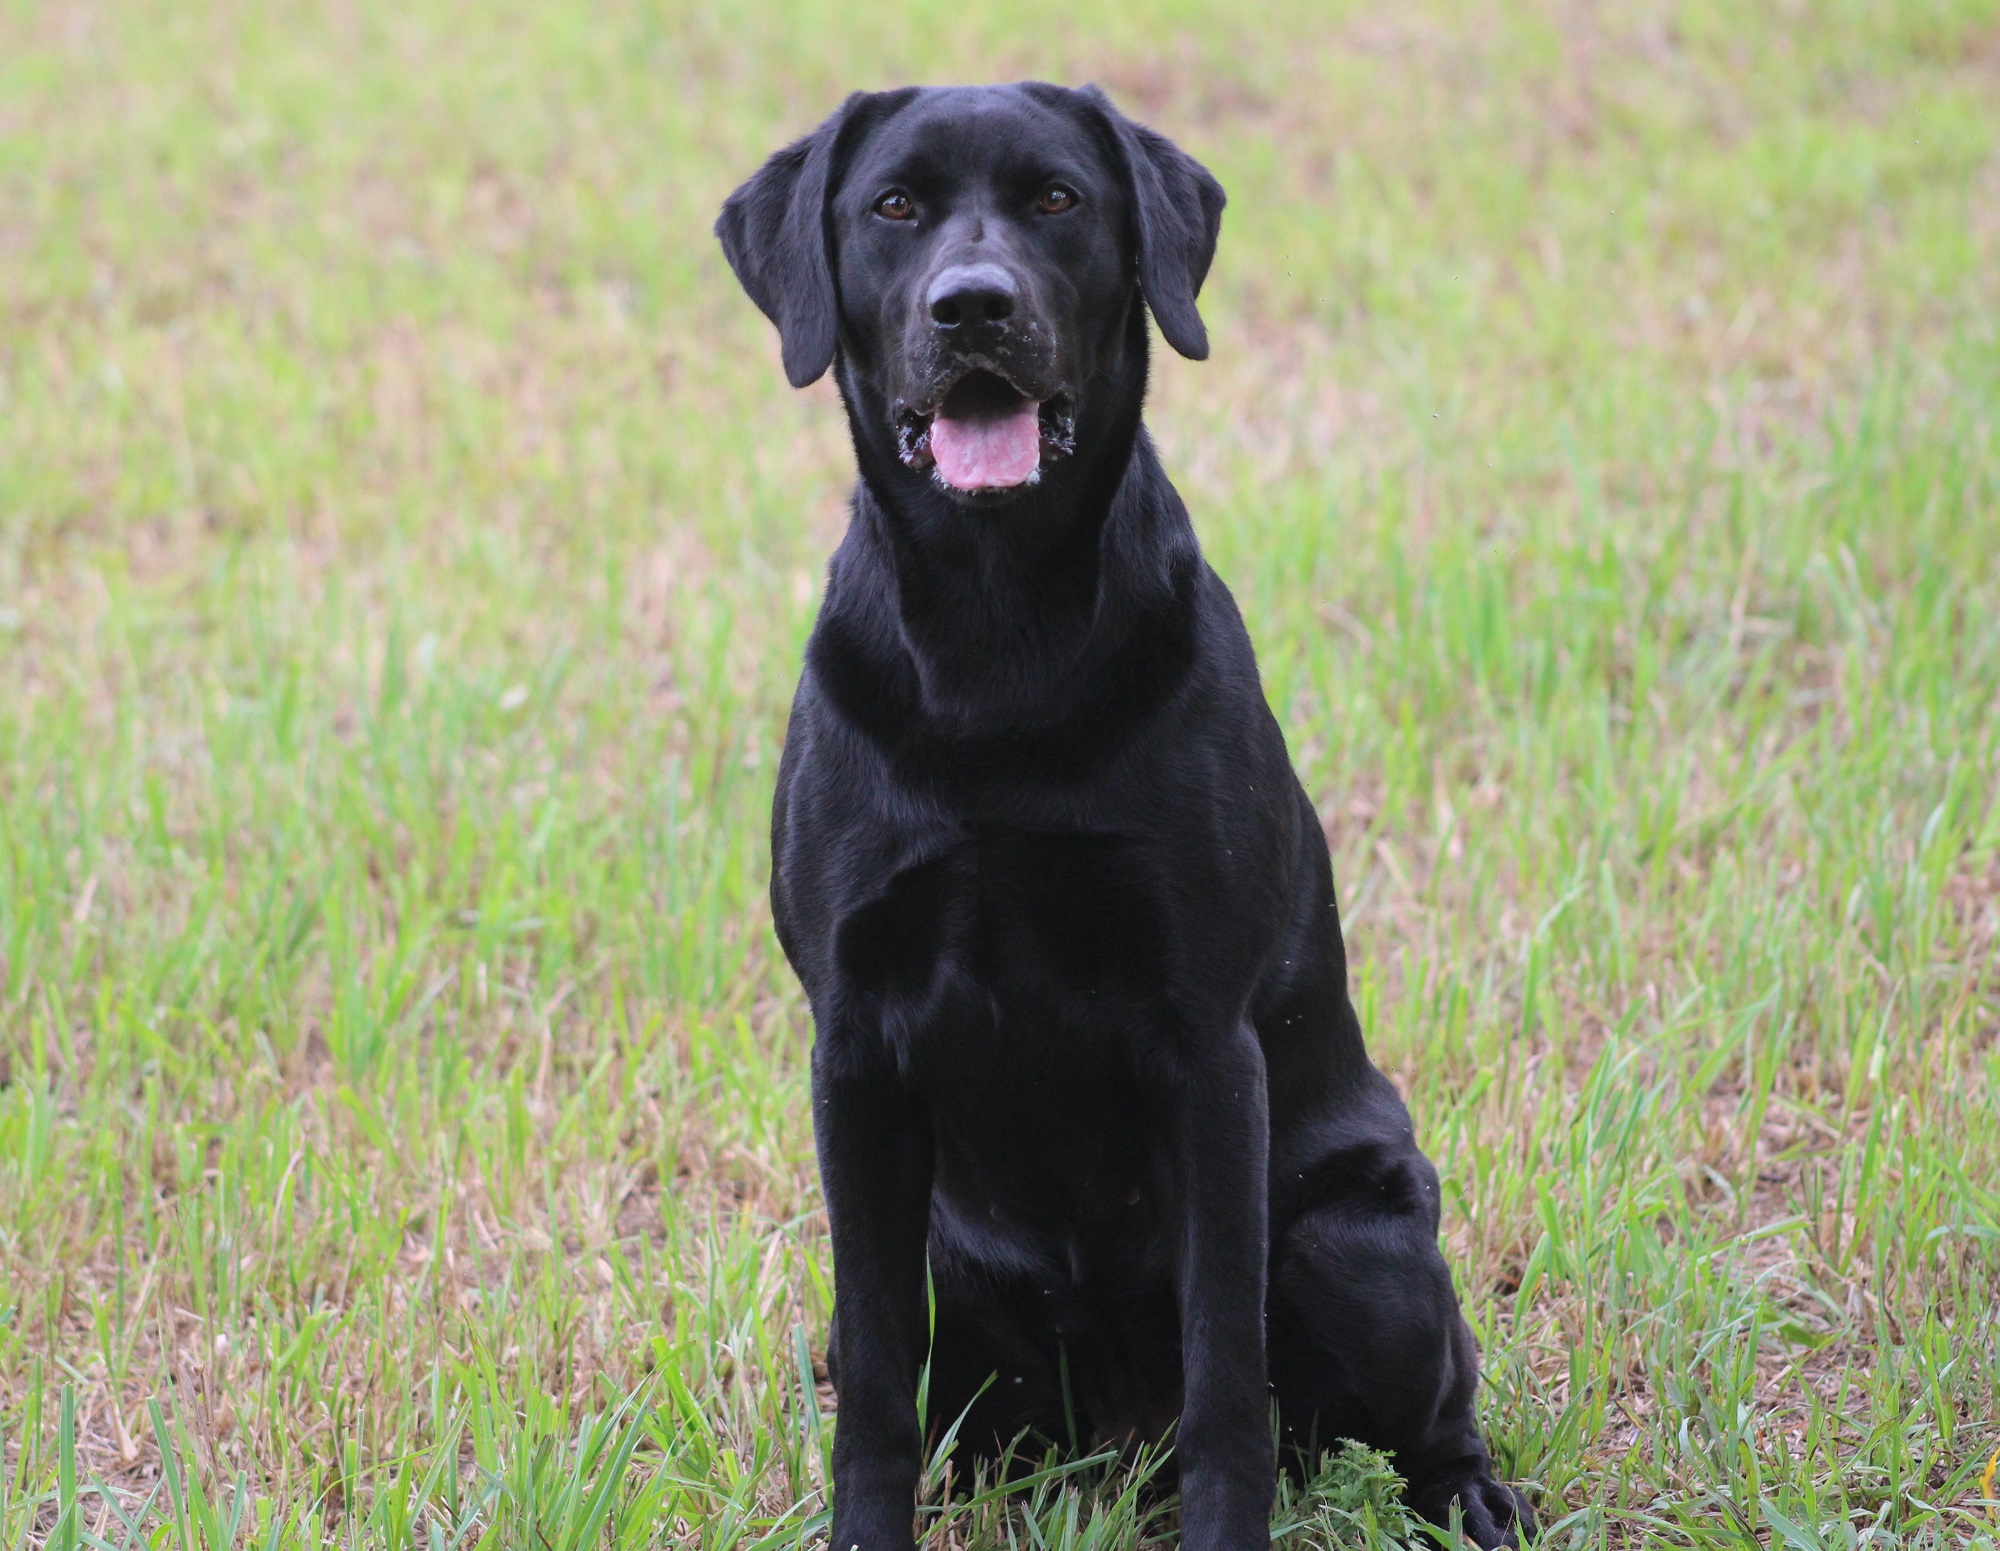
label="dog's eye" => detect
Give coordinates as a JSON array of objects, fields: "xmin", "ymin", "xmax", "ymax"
[
  {"xmin": 875, "ymin": 191, "xmax": 916, "ymax": 222},
  {"xmin": 1036, "ymin": 186, "xmax": 1077, "ymax": 215}
]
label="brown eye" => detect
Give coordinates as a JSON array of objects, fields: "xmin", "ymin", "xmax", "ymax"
[
  {"xmin": 875, "ymin": 191, "xmax": 915, "ymax": 221},
  {"xmin": 1036, "ymin": 186, "xmax": 1076, "ymax": 214}
]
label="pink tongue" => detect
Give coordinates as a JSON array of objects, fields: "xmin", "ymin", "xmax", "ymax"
[{"xmin": 930, "ymin": 399, "xmax": 1042, "ymax": 490}]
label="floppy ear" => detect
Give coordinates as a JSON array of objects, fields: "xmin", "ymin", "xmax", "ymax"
[
  {"xmin": 1080, "ymin": 85, "xmax": 1227, "ymax": 361},
  {"xmin": 715, "ymin": 94, "xmax": 866, "ymax": 389}
]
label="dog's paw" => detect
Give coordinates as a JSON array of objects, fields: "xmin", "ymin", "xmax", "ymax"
[
  {"xmin": 824, "ymin": 1510, "xmax": 917, "ymax": 1551},
  {"xmin": 1410, "ymin": 1472, "xmax": 1535, "ymax": 1548},
  {"xmin": 1177, "ymin": 1465, "xmax": 1277, "ymax": 1551}
]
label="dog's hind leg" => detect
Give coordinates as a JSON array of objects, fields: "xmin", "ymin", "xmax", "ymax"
[{"xmin": 1266, "ymin": 1166, "xmax": 1534, "ymax": 1549}]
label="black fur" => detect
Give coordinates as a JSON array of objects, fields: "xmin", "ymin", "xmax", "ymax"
[{"xmin": 717, "ymin": 82, "xmax": 1532, "ymax": 1551}]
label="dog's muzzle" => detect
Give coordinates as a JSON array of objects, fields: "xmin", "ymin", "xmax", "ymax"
[{"xmin": 896, "ymin": 366, "xmax": 1077, "ymax": 493}]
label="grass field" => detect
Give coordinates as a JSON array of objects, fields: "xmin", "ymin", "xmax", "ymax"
[{"xmin": 4, "ymin": 0, "xmax": 2000, "ymax": 1545}]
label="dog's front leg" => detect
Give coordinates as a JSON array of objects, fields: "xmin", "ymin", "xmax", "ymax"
[
  {"xmin": 815, "ymin": 1044, "xmax": 934, "ymax": 1551},
  {"xmin": 1171, "ymin": 1021, "xmax": 1275, "ymax": 1551}
]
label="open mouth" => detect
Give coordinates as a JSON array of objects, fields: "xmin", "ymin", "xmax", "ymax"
[{"xmin": 896, "ymin": 369, "xmax": 1077, "ymax": 494}]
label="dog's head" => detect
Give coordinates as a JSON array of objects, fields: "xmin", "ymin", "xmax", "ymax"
[{"xmin": 717, "ymin": 83, "xmax": 1224, "ymax": 507}]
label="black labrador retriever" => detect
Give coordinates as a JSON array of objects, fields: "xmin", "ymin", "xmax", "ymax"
[{"xmin": 717, "ymin": 82, "xmax": 1531, "ymax": 1551}]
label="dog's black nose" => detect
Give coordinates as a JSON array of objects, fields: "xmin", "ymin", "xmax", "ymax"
[{"xmin": 926, "ymin": 264, "xmax": 1018, "ymax": 329}]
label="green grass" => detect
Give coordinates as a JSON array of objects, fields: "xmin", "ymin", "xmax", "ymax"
[{"xmin": 3, "ymin": 0, "xmax": 1999, "ymax": 1545}]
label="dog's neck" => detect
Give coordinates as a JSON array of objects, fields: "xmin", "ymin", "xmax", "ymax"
[{"xmin": 826, "ymin": 317, "xmax": 1199, "ymax": 740}]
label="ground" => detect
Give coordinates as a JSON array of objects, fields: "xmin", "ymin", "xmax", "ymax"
[{"xmin": 2, "ymin": 1, "xmax": 1998, "ymax": 1547}]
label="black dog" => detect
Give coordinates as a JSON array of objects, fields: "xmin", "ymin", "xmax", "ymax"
[{"xmin": 717, "ymin": 83, "xmax": 1531, "ymax": 1551}]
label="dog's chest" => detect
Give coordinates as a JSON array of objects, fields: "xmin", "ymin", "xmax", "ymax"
[
  {"xmin": 823, "ymin": 826, "xmax": 1183, "ymax": 1275},
  {"xmin": 833, "ymin": 827, "xmax": 1173, "ymax": 1033}
]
